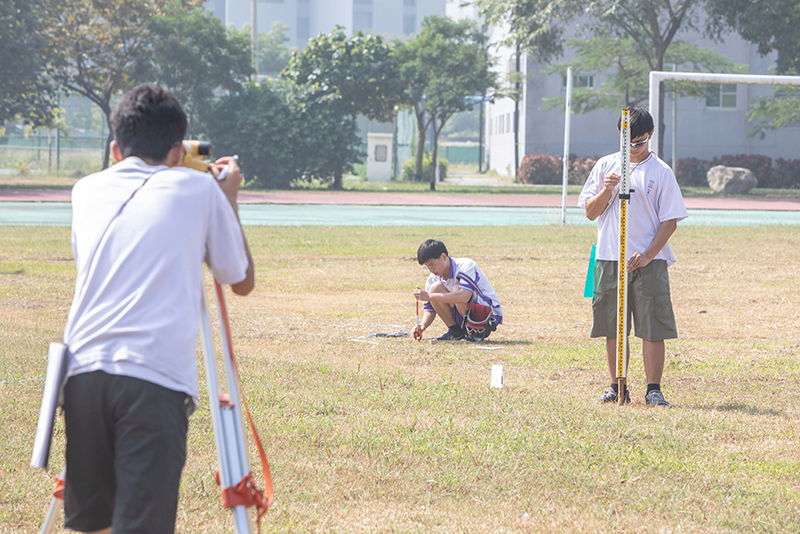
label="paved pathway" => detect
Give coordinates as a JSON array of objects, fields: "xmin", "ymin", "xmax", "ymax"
[{"xmin": 3, "ymin": 188, "xmax": 798, "ymax": 211}]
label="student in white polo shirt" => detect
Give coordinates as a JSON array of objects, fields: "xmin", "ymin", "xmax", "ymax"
[
  {"xmin": 413, "ymin": 239, "xmax": 503, "ymax": 342},
  {"xmin": 578, "ymin": 107, "xmax": 687, "ymax": 407},
  {"xmin": 61, "ymin": 85, "xmax": 254, "ymax": 533}
]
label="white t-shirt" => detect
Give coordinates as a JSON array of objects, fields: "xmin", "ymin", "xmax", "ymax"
[
  {"xmin": 577, "ymin": 152, "xmax": 688, "ymax": 266},
  {"xmin": 423, "ymin": 257, "xmax": 503, "ymax": 324},
  {"xmin": 64, "ymin": 157, "xmax": 249, "ymax": 405}
]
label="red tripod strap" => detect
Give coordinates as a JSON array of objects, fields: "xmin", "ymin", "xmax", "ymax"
[{"xmin": 213, "ymin": 279, "xmax": 274, "ymax": 528}]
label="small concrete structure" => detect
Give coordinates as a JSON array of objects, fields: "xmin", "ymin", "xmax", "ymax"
[
  {"xmin": 707, "ymin": 165, "xmax": 758, "ymax": 195},
  {"xmin": 366, "ymin": 132, "xmax": 393, "ymax": 182}
]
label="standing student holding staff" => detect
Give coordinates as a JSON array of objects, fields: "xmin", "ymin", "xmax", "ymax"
[
  {"xmin": 578, "ymin": 107, "xmax": 687, "ymax": 407},
  {"xmin": 61, "ymin": 84, "xmax": 254, "ymax": 533}
]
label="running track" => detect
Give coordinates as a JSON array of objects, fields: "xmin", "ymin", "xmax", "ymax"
[{"xmin": 1, "ymin": 189, "xmax": 799, "ymax": 211}]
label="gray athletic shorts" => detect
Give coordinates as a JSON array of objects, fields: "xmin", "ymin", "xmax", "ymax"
[
  {"xmin": 590, "ymin": 259, "xmax": 678, "ymax": 341},
  {"xmin": 63, "ymin": 370, "xmax": 190, "ymax": 533}
]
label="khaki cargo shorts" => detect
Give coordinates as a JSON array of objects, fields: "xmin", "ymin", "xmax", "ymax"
[{"xmin": 590, "ymin": 259, "xmax": 677, "ymax": 341}]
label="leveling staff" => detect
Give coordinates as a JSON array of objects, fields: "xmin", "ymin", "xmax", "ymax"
[
  {"xmin": 578, "ymin": 107, "xmax": 687, "ymax": 407},
  {"xmin": 61, "ymin": 85, "xmax": 254, "ymax": 533}
]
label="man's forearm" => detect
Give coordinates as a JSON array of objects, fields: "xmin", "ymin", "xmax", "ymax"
[
  {"xmin": 644, "ymin": 219, "xmax": 678, "ymax": 260},
  {"xmin": 585, "ymin": 188, "xmax": 614, "ymax": 221}
]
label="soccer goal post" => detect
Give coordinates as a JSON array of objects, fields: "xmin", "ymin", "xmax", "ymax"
[{"xmin": 648, "ymin": 71, "xmax": 800, "ymax": 158}]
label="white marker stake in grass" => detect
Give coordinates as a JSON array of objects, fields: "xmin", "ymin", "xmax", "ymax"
[
  {"xmin": 491, "ymin": 364, "xmax": 504, "ymax": 388},
  {"xmin": 616, "ymin": 109, "xmax": 632, "ymax": 406}
]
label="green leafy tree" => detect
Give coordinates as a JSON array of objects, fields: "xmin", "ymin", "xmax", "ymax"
[
  {"xmin": 706, "ymin": 0, "xmax": 800, "ymax": 135},
  {"xmin": 283, "ymin": 27, "xmax": 403, "ymax": 188},
  {"xmin": 394, "ymin": 16, "xmax": 498, "ymax": 190},
  {"xmin": 481, "ymin": 0, "xmax": 714, "ymax": 155},
  {"xmin": 542, "ymin": 38, "xmax": 736, "ymax": 112},
  {"xmin": 0, "ymin": 0, "xmax": 56, "ymax": 129},
  {"xmin": 147, "ymin": 2, "xmax": 252, "ymax": 138},
  {"xmin": 206, "ymin": 81, "xmax": 361, "ymax": 189},
  {"xmin": 239, "ymin": 21, "xmax": 294, "ymax": 76},
  {"xmin": 42, "ymin": 0, "xmax": 180, "ymax": 167}
]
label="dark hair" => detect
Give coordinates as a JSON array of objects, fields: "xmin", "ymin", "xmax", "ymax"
[
  {"xmin": 417, "ymin": 239, "xmax": 448, "ymax": 265},
  {"xmin": 110, "ymin": 85, "xmax": 187, "ymax": 161},
  {"xmin": 616, "ymin": 107, "xmax": 654, "ymax": 140}
]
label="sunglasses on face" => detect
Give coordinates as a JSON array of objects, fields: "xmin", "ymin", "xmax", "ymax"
[{"xmin": 630, "ymin": 134, "xmax": 650, "ymax": 148}]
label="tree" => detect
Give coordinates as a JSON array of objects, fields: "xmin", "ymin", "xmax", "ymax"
[
  {"xmin": 206, "ymin": 81, "xmax": 361, "ymax": 189},
  {"xmin": 42, "ymin": 0, "xmax": 177, "ymax": 168},
  {"xmin": 481, "ymin": 0, "xmax": 714, "ymax": 155},
  {"xmin": 394, "ymin": 16, "xmax": 498, "ymax": 190},
  {"xmin": 0, "ymin": 0, "xmax": 56, "ymax": 128},
  {"xmin": 542, "ymin": 37, "xmax": 736, "ymax": 113},
  {"xmin": 241, "ymin": 21, "xmax": 295, "ymax": 76},
  {"xmin": 283, "ymin": 27, "xmax": 403, "ymax": 188},
  {"xmin": 147, "ymin": 2, "xmax": 252, "ymax": 138},
  {"xmin": 706, "ymin": 0, "xmax": 800, "ymax": 135}
]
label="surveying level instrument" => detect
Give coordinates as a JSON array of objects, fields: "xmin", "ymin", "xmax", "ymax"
[
  {"xmin": 181, "ymin": 140, "xmax": 212, "ymax": 172},
  {"xmin": 40, "ymin": 277, "xmax": 272, "ymax": 534},
  {"xmin": 616, "ymin": 109, "xmax": 633, "ymax": 406}
]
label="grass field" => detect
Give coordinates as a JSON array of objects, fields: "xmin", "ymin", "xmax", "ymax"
[{"xmin": 1, "ymin": 225, "xmax": 799, "ymax": 533}]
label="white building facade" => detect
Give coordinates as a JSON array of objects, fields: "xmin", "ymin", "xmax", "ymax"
[
  {"xmin": 211, "ymin": 0, "xmax": 446, "ymax": 51},
  {"xmin": 482, "ymin": 19, "xmax": 800, "ymax": 176}
]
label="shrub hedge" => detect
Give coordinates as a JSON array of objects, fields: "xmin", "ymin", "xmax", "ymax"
[
  {"xmin": 518, "ymin": 152, "xmax": 800, "ymax": 189},
  {"xmin": 517, "ymin": 154, "xmax": 599, "ymax": 185}
]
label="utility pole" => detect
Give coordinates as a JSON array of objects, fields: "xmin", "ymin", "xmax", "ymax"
[
  {"xmin": 513, "ymin": 43, "xmax": 520, "ymax": 180},
  {"xmin": 251, "ymin": 0, "xmax": 258, "ymax": 80}
]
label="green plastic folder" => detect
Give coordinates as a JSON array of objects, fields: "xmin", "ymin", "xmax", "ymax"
[{"xmin": 583, "ymin": 243, "xmax": 597, "ymax": 298}]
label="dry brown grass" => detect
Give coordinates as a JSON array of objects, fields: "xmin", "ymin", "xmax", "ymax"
[{"xmin": 1, "ymin": 225, "xmax": 799, "ymax": 533}]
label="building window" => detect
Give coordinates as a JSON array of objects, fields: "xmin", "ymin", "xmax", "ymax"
[
  {"xmin": 353, "ymin": 0, "xmax": 372, "ymax": 4},
  {"xmin": 404, "ymin": 0, "xmax": 416, "ymax": 5},
  {"xmin": 706, "ymin": 83, "xmax": 737, "ymax": 108},
  {"xmin": 297, "ymin": 17, "xmax": 310, "ymax": 42},
  {"xmin": 562, "ymin": 75, "xmax": 594, "ymax": 89},
  {"xmin": 353, "ymin": 12, "xmax": 373, "ymax": 31},
  {"xmin": 375, "ymin": 145, "xmax": 387, "ymax": 162},
  {"xmin": 507, "ymin": 113, "xmax": 512, "ymax": 132},
  {"xmin": 403, "ymin": 13, "xmax": 416, "ymax": 34}
]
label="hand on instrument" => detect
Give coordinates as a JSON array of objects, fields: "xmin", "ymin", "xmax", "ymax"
[
  {"xmin": 413, "ymin": 324, "xmax": 423, "ymax": 341},
  {"xmin": 413, "ymin": 287, "xmax": 430, "ymax": 301},
  {"xmin": 603, "ymin": 172, "xmax": 621, "ymax": 192},
  {"xmin": 627, "ymin": 251, "xmax": 652, "ymax": 272}
]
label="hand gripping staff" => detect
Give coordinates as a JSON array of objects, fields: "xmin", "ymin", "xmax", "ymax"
[
  {"xmin": 616, "ymin": 109, "xmax": 633, "ymax": 406},
  {"xmin": 413, "ymin": 300, "xmax": 423, "ymax": 341},
  {"xmin": 200, "ymin": 278, "xmax": 274, "ymax": 532}
]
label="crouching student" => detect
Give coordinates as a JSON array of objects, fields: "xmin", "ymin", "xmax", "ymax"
[{"xmin": 412, "ymin": 239, "xmax": 503, "ymax": 341}]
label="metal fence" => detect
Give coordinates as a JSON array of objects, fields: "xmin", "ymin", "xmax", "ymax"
[{"xmin": 0, "ymin": 135, "xmax": 106, "ymax": 176}]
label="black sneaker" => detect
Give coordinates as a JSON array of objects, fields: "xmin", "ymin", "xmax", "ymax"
[
  {"xmin": 645, "ymin": 389, "xmax": 671, "ymax": 407},
  {"xmin": 437, "ymin": 330, "xmax": 464, "ymax": 341},
  {"xmin": 597, "ymin": 387, "xmax": 630, "ymax": 404},
  {"xmin": 463, "ymin": 335, "xmax": 484, "ymax": 343}
]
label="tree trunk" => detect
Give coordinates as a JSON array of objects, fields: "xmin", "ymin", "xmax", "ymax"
[
  {"xmin": 430, "ymin": 126, "xmax": 438, "ymax": 191},
  {"xmin": 332, "ymin": 168, "xmax": 343, "ymax": 190},
  {"xmin": 102, "ymin": 109, "xmax": 113, "ymax": 169},
  {"xmin": 414, "ymin": 123, "xmax": 426, "ymax": 182}
]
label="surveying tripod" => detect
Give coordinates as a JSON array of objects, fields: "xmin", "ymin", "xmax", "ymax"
[{"xmin": 40, "ymin": 277, "xmax": 272, "ymax": 533}]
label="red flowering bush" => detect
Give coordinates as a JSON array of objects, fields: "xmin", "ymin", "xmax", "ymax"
[
  {"xmin": 517, "ymin": 154, "xmax": 599, "ymax": 185},
  {"xmin": 517, "ymin": 154, "xmax": 562, "ymax": 184},
  {"xmin": 772, "ymin": 158, "xmax": 800, "ymax": 189},
  {"xmin": 568, "ymin": 155, "xmax": 600, "ymax": 185}
]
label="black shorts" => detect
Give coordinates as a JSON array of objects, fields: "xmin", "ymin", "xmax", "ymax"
[{"xmin": 63, "ymin": 371, "xmax": 191, "ymax": 533}]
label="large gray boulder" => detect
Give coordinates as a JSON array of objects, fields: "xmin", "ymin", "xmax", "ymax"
[{"xmin": 706, "ymin": 165, "xmax": 758, "ymax": 195}]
